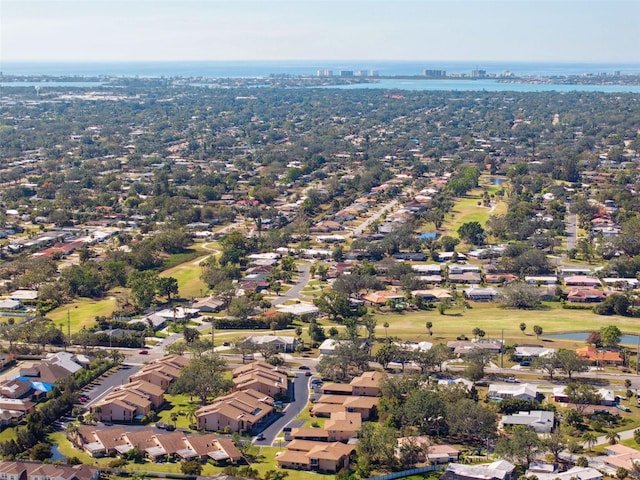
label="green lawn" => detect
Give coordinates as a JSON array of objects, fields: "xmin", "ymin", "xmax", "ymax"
[
  {"xmin": 160, "ymin": 254, "xmax": 210, "ymax": 299},
  {"xmin": 374, "ymin": 302, "xmax": 640, "ymax": 347},
  {"xmin": 46, "ymin": 297, "xmax": 118, "ymax": 334},
  {"xmin": 443, "ymin": 191, "xmax": 507, "ymax": 237},
  {"xmin": 155, "ymin": 393, "xmax": 199, "ymax": 430}
]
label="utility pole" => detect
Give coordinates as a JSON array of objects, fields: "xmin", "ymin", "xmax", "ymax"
[
  {"xmin": 636, "ymin": 335, "xmax": 640, "ymax": 375},
  {"xmin": 500, "ymin": 328, "xmax": 504, "ymax": 369}
]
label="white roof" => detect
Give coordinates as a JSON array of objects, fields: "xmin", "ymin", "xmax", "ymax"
[
  {"xmin": 500, "ymin": 410, "xmax": 554, "ymax": 427},
  {"xmin": 44, "ymin": 352, "xmax": 83, "ymax": 374},
  {"xmin": 396, "ymin": 341, "xmax": 432, "ymax": 352},
  {"xmin": 244, "ymin": 335, "xmax": 296, "ymax": 346},
  {"xmin": 488, "ymin": 383, "xmax": 537, "ymax": 399},
  {"xmin": 275, "ymin": 303, "xmax": 320, "ymax": 316},
  {"xmin": 447, "ymin": 460, "xmax": 515, "ymax": 480},
  {"xmin": 530, "ymin": 467, "xmax": 601, "ymax": 480},
  {"xmin": 0, "ymin": 299, "xmax": 21, "ymax": 309},
  {"xmin": 8, "ymin": 290, "xmax": 38, "ymax": 300},
  {"xmin": 514, "ymin": 346, "xmax": 556, "ymax": 358},
  {"xmin": 155, "ymin": 307, "xmax": 199, "ymax": 319}
]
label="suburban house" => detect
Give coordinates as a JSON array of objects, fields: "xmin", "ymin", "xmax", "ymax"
[
  {"xmin": 447, "ymin": 340, "xmax": 503, "ymax": 356},
  {"xmin": 196, "ymin": 389, "xmax": 274, "ymax": 433},
  {"xmin": 464, "ymin": 288, "xmax": 499, "ymax": 302},
  {"xmin": 603, "ymin": 444, "xmax": 640, "ymax": 471},
  {"xmin": 553, "ymin": 386, "xmax": 616, "ymax": 406},
  {"xmin": 513, "ymin": 346, "xmax": 556, "ymax": 361},
  {"xmin": 395, "ymin": 437, "xmax": 460, "ymax": 464},
  {"xmin": 276, "ymin": 440, "xmax": 355, "ymax": 473},
  {"xmin": 0, "ymin": 462, "xmax": 99, "ymax": 480},
  {"xmin": 525, "ymin": 466, "xmax": 602, "ymax": 480},
  {"xmin": 442, "ymin": 460, "xmax": 516, "ymax": 480},
  {"xmin": 499, "ymin": 410, "xmax": 555, "ymax": 433},
  {"xmin": 487, "ymin": 384, "xmax": 538, "ymax": 402},
  {"xmin": 564, "ymin": 276, "xmax": 602, "ymax": 287},
  {"xmin": 566, "ymin": 288, "xmax": 606, "ymax": 303},
  {"xmin": 192, "ymin": 296, "xmax": 226, "ymax": 313},
  {"xmin": 240, "ymin": 336, "xmax": 297, "ymax": 353},
  {"xmin": 232, "ymin": 361, "xmax": 288, "ymax": 397},
  {"xmin": 576, "ymin": 345, "xmax": 623, "ymax": 365},
  {"xmin": 411, "ymin": 289, "xmax": 451, "ymax": 301}
]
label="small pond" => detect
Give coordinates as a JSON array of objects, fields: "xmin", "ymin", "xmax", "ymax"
[{"xmin": 51, "ymin": 444, "xmax": 66, "ymax": 463}]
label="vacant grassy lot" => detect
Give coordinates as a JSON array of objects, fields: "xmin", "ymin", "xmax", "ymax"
[
  {"xmin": 443, "ymin": 190, "xmax": 508, "ymax": 237},
  {"xmin": 47, "ymin": 297, "xmax": 118, "ymax": 334},
  {"xmin": 160, "ymin": 254, "xmax": 210, "ymax": 300},
  {"xmin": 374, "ymin": 302, "xmax": 640, "ymax": 347}
]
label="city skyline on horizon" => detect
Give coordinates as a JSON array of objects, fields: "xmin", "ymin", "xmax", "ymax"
[{"xmin": 2, "ymin": 0, "xmax": 640, "ymax": 64}]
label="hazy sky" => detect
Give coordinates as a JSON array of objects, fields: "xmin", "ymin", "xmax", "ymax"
[{"xmin": 2, "ymin": 0, "xmax": 639, "ymax": 63}]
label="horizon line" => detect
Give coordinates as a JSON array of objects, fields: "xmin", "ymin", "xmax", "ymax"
[{"xmin": 3, "ymin": 59, "xmax": 640, "ymax": 65}]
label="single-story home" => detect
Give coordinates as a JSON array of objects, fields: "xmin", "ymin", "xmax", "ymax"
[{"xmin": 500, "ymin": 410, "xmax": 555, "ymax": 433}]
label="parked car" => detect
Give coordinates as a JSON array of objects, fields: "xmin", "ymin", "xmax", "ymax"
[
  {"xmin": 156, "ymin": 422, "xmax": 169, "ymax": 430},
  {"xmin": 305, "ymin": 371, "xmax": 312, "ymax": 376},
  {"xmin": 519, "ymin": 361, "xmax": 531, "ymax": 367},
  {"xmin": 256, "ymin": 433, "xmax": 265, "ymax": 441},
  {"xmin": 299, "ymin": 365, "xmax": 310, "ymax": 370},
  {"xmin": 504, "ymin": 377, "xmax": 519, "ymax": 383},
  {"xmin": 165, "ymin": 424, "xmax": 175, "ymax": 431},
  {"xmin": 139, "ymin": 350, "xmax": 149, "ymax": 355},
  {"xmin": 617, "ymin": 404, "xmax": 632, "ymax": 413}
]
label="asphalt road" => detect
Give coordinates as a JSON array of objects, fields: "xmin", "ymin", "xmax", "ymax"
[
  {"xmin": 566, "ymin": 211, "xmax": 578, "ymax": 251},
  {"xmin": 271, "ymin": 263, "xmax": 311, "ymax": 306},
  {"xmin": 253, "ymin": 371, "xmax": 310, "ymax": 446},
  {"xmin": 350, "ymin": 199, "xmax": 399, "ymax": 238}
]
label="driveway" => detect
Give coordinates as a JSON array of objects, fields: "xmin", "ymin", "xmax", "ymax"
[{"xmin": 253, "ymin": 371, "xmax": 310, "ymax": 446}]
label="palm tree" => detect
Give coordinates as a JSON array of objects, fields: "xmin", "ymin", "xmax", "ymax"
[
  {"xmin": 519, "ymin": 323, "xmax": 526, "ymax": 335},
  {"xmin": 186, "ymin": 404, "xmax": 198, "ymax": 428},
  {"xmin": 606, "ymin": 430, "xmax": 621, "ymax": 445},
  {"xmin": 426, "ymin": 321, "xmax": 433, "ymax": 336},
  {"xmin": 170, "ymin": 412, "xmax": 178, "ymax": 428},
  {"xmin": 383, "ymin": 322, "xmax": 389, "ymax": 338},
  {"xmin": 582, "ymin": 431, "xmax": 597, "ymax": 451}
]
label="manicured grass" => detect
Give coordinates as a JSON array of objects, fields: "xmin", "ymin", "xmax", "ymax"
[
  {"xmin": 0, "ymin": 427, "xmax": 17, "ymax": 443},
  {"xmin": 155, "ymin": 394, "xmax": 199, "ymax": 430},
  {"xmin": 160, "ymin": 254, "xmax": 210, "ymax": 300},
  {"xmin": 443, "ymin": 190, "xmax": 507, "ymax": 237},
  {"xmin": 46, "ymin": 297, "xmax": 118, "ymax": 334},
  {"xmin": 374, "ymin": 302, "xmax": 640, "ymax": 347},
  {"xmin": 162, "ymin": 250, "xmax": 202, "ymax": 270},
  {"xmin": 251, "ymin": 446, "xmax": 314, "ymax": 480},
  {"xmin": 49, "ymin": 432, "xmax": 112, "ymax": 466}
]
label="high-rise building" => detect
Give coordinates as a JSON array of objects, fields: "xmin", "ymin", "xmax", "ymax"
[{"xmin": 423, "ymin": 69, "xmax": 446, "ymax": 78}]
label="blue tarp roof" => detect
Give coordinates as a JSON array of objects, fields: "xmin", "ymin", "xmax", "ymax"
[
  {"xmin": 419, "ymin": 232, "xmax": 437, "ymax": 240},
  {"xmin": 31, "ymin": 382, "xmax": 53, "ymax": 392},
  {"xmin": 11, "ymin": 377, "xmax": 54, "ymax": 392}
]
